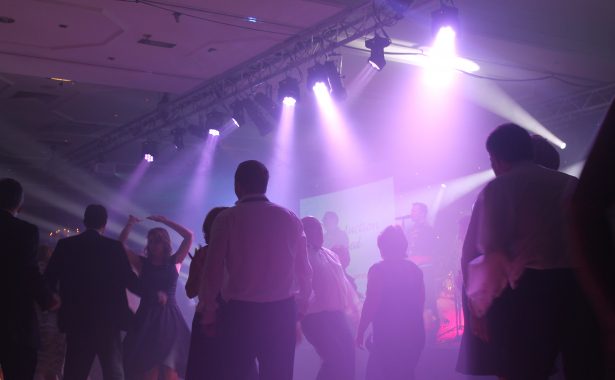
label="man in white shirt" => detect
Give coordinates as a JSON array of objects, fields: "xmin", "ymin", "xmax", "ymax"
[
  {"xmin": 469, "ymin": 124, "xmax": 602, "ymax": 380},
  {"xmin": 198, "ymin": 160, "xmax": 312, "ymax": 380},
  {"xmin": 322, "ymin": 211, "xmax": 349, "ymax": 250},
  {"xmin": 300, "ymin": 216, "xmax": 355, "ymax": 380}
]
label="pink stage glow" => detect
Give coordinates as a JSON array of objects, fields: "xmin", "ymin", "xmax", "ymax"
[
  {"xmin": 423, "ymin": 26, "xmax": 458, "ymax": 87},
  {"xmin": 313, "ymin": 78, "xmax": 365, "ymax": 180},
  {"xmin": 268, "ymin": 102, "xmax": 296, "ymax": 206}
]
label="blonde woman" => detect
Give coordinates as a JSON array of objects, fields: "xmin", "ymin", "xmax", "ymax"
[{"xmin": 120, "ymin": 215, "xmax": 192, "ymax": 380}]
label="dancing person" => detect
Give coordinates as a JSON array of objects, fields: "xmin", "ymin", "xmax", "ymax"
[
  {"xmin": 198, "ymin": 160, "xmax": 312, "ymax": 380},
  {"xmin": 0, "ymin": 178, "xmax": 58, "ymax": 380},
  {"xmin": 466, "ymin": 123, "xmax": 603, "ymax": 380},
  {"xmin": 184, "ymin": 207, "xmax": 233, "ymax": 380},
  {"xmin": 35, "ymin": 245, "xmax": 66, "ymax": 380},
  {"xmin": 120, "ymin": 215, "xmax": 192, "ymax": 380},
  {"xmin": 322, "ymin": 211, "xmax": 349, "ymax": 250},
  {"xmin": 45, "ymin": 205, "xmax": 141, "ymax": 380},
  {"xmin": 301, "ymin": 216, "xmax": 355, "ymax": 380},
  {"xmin": 356, "ymin": 225, "xmax": 425, "ymax": 380},
  {"xmin": 571, "ymin": 99, "xmax": 615, "ymax": 379}
]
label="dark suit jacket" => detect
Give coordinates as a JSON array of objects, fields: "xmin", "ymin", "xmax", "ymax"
[
  {"xmin": 0, "ymin": 210, "xmax": 51, "ymax": 348},
  {"xmin": 45, "ymin": 229, "xmax": 142, "ymax": 334}
]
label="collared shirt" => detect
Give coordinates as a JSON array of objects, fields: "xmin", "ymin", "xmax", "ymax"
[
  {"xmin": 198, "ymin": 194, "xmax": 312, "ymax": 323},
  {"xmin": 306, "ymin": 246, "xmax": 352, "ymax": 315},
  {"xmin": 477, "ymin": 162, "xmax": 578, "ymax": 287}
]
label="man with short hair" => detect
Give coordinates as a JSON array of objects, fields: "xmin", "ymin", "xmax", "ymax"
[
  {"xmin": 199, "ymin": 160, "xmax": 312, "ymax": 380},
  {"xmin": 468, "ymin": 123, "xmax": 602, "ymax": 379},
  {"xmin": 45, "ymin": 204, "xmax": 141, "ymax": 380},
  {"xmin": 0, "ymin": 178, "xmax": 57, "ymax": 380}
]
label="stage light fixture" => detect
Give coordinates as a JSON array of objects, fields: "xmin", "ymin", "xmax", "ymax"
[
  {"xmin": 244, "ymin": 98, "xmax": 274, "ymax": 136},
  {"xmin": 208, "ymin": 129, "xmax": 220, "ymax": 136},
  {"xmin": 230, "ymin": 100, "xmax": 245, "ymax": 127},
  {"xmin": 278, "ymin": 77, "xmax": 300, "ymax": 105},
  {"xmin": 365, "ymin": 34, "xmax": 391, "ymax": 71},
  {"xmin": 323, "ymin": 61, "xmax": 347, "ymax": 100},
  {"xmin": 142, "ymin": 141, "xmax": 158, "ymax": 162},
  {"xmin": 171, "ymin": 128, "xmax": 185, "ymax": 150},
  {"xmin": 206, "ymin": 111, "xmax": 227, "ymax": 133},
  {"xmin": 254, "ymin": 92, "xmax": 280, "ymax": 119},
  {"xmin": 307, "ymin": 63, "xmax": 330, "ymax": 91},
  {"xmin": 431, "ymin": 4, "xmax": 459, "ymax": 36}
]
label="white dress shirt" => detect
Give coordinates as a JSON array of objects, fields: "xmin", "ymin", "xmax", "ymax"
[
  {"xmin": 198, "ymin": 194, "xmax": 312, "ymax": 323},
  {"xmin": 466, "ymin": 162, "xmax": 577, "ymax": 316},
  {"xmin": 306, "ymin": 246, "xmax": 353, "ymax": 315}
]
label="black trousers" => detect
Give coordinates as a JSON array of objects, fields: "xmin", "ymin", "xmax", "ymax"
[
  {"xmin": 489, "ymin": 268, "xmax": 606, "ymax": 380},
  {"xmin": 63, "ymin": 328, "xmax": 124, "ymax": 380},
  {"xmin": 301, "ymin": 311, "xmax": 355, "ymax": 380},
  {"xmin": 221, "ymin": 298, "xmax": 296, "ymax": 380},
  {"xmin": 0, "ymin": 338, "xmax": 37, "ymax": 380}
]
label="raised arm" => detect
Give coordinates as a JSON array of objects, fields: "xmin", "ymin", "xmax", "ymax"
[
  {"xmin": 147, "ymin": 215, "xmax": 193, "ymax": 264},
  {"xmin": 119, "ymin": 215, "xmax": 143, "ymax": 273}
]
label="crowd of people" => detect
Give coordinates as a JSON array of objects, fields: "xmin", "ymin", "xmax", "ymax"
[{"xmin": 1, "ymin": 103, "xmax": 614, "ymax": 380}]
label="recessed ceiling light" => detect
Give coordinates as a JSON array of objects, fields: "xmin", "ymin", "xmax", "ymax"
[
  {"xmin": 246, "ymin": 16, "xmax": 257, "ymax": 23},
  {"xmin": 50, "ymin": 77, "xmax": 73, "ymax": 82},
  {"xmin": 0, "ymin": 16, "xmax": 15, "ymax": 24}
]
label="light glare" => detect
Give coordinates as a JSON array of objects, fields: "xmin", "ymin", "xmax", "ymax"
[
  {"xmin": 144, "ymin": 153, "xmax": 154, "ymax": 163},
  {"xmin": 208, "ymin": 129, "xmax": 220, "ymax": 136},
  {"xmin": 283, "ymin": 96, "xmax": 297, "ymax": 106}
]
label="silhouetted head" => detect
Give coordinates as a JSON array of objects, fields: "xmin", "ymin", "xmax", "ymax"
[
  {"xmin": 146, "ymin": 227, "xmax": 172, "ymax": 260},
  {"xmin": 302, "ymin": 216, "xmax": 324, "ymax": 249},
  {"xmin": 410, "ymin": 202, "xmax": 428, "ymax": 224},
  {"xmin": 202, "ymin": 207, "xmax": 228, "ymax": 244},
  {"xmin": 531, "ymin": 135, "xmax": 560, "ymax": 170},
  {"xmin": 377, "ymin": 225, "xmax": 408, "ymax": 260},
  {"xmin": 83, "ymin": 204, "xmax": 107, "ymax": 230},
  {"xmin": 331, "ymin": 244, "xmax": 350, "ymax": 269},
  {"xmin": 0, "ymin": 178, "xmax": 24, "ymax": 214},
  {"xmin": 486, "ymin": 123, "xmax": 533, "ymax": 176},
  {"xmin": 234, "ymin": 160, "xmax": 269, "ymax": 199},
  {"xmin": 322, "ymin": 211, "xmax": 339, "ymax": 232}
]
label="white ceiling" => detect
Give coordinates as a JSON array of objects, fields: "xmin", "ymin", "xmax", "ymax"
[{"xmin": 1, "ymin": 0, "xmax": 614, "ymax": 170}]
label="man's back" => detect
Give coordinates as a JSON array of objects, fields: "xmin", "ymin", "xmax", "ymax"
[
  {"xmin": 0, "ymin": 210, "xmax": 46, "ymax": 346},
  {"xmin": 479, "ymin": 162, "xmax": 578, "ymax": 276},
  {"xmin": 45, "ymin": 230, "xmax": 137, "ymax": 333},
  {"xmin": 217, "ymin": 196, "xmax": 305, "ymax": 303}
]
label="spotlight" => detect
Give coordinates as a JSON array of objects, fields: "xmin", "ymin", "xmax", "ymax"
[
  {"xmin": 322, "ymin": 61, "xmax": 346, "ymax": 100},
  {"xmin": 208, "ymin": 129, "xmax": 220, "ymax": 136},
  {"xmin": 142, "ymin": 141, "xmax": 158, "ymax": 162},
  {"xmin": 244, "ymin": 98, "xmax": 274, "ymax": 136},
  {"xmin": 206, "ymin": 111, "xmax": 226, "ymax": 132},
  {"xmin": 431, "ymin": 4, "xmax": 459, "ymax": 36},
  {"xmin": 254, "ymin": 92, "xmax": 280, "ymax": 119},
  {"xmin": 365, "ymin": 34, "xmax": 391, "ymax": 71},
  {"xmin": 230, "ymin": 100, "xmax": 245, "ymax": 127},
  {"xmin": 307, "ymin": 63, "xmax": 329, "ymax": 91},
  {"xmin": 278, "ymin": 77, "xmax": 300, "ymax": 105},
  {"xmin": 171, "ymin": 128, "xmax": 185, "ymax": 150}
]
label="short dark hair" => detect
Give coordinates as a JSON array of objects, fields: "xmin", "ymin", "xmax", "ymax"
[
  {"xmin": 84, "ymin": 204, "xmax": 107, "ymax": 229},
  {"xmin": 486, "ymin": 123, "xmax": 533, "ymax": 163},
  {"xmin": 531, "ymin": 135, "xmax": 560, "ymax": 170},
  {"xmin": 0, "ymin": 178, "xmax": 24, "ymax": 211},
  {"xmin": 235, "ymin": 160, "xmax": 269, "ymax": 194},
  {"xmin": 377, "ymin": 225, "xmax": 408, "ymax": 260},
  {"xmin": 412, "ymin": 202, "xmax": 428, "ymax": 215},
  {"xmin": 202, "ymin": 207, "xmax": 228, "ymax": 244}
]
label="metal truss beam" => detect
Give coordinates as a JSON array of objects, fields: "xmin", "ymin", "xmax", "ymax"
[{"xmin": 65, "ymin": 0, "xmax": 410, "ymax": 165}]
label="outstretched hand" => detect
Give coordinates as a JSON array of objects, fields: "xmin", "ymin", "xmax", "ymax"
[
  {"xmin": 147, "ymin": 215, "xmax": 168, "ymax": 223},
  {"xmin": 128, "ymin": 215, "xmax": 142, "ymax": 225}
]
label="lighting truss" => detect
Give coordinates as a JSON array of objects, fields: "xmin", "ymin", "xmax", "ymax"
[{"xmin": 65, "ymin": 0, "xmax": 411, "ymax": 165}]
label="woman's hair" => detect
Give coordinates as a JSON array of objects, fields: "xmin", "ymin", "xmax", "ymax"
[
  {"xmin": 377, "ymin": 225, "xmax": 408, "ymax": 260},
  {"xmin": 202, "ymin": 207, "xmax": 229, "ymax": 244},
  {"xmin": 145, "ymin": 227, "xmax": 173, "ymax": 258}
]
